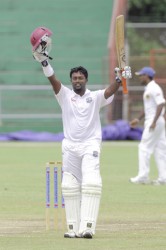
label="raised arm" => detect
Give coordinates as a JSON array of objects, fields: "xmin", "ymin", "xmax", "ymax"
[
  {"xmin": 104, "ymin": 78, "xmax": 121, "ymax": 99},
  {"xmin": 30, "ymin": 27, "xmax": 61, "ymax": 95},
  {"xmin": 47, "ymin": 74, "xmax": 61, "ymax": 95},
  {"xmin": 104, "ymin": 66, "xmax": 132, "ymax": 99},
  {"xmin": 33, "ymin": 54, "xmax": 61, "ymax": 95},
  {"xmin": 41, "ymin": 60, "xmax": 61, "ymax": 95}
]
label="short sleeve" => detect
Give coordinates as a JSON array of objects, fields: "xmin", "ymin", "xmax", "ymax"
[
  {"xmin": 55, "ymin": 84, "xmax": 71, "ymax": 106},
  {"xmin": 152, "ymin": 85, "xmax": 165, "ymax": 105},
  {"xmin": 97, "ymin": 89, "xmax": 114, "ymax": 108}
]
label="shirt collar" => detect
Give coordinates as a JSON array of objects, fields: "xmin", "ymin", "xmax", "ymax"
[{"xmin": 71, "ymin": 89, "xmax": 90, "ymax": 98}]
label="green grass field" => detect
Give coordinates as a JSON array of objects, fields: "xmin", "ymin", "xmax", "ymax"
[{"xmin": 0, "ymin": 141, "xmax": 166, "ymax": 250}]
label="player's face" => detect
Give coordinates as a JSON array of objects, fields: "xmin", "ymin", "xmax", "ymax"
[
  {"xmin": 139, "ymin": 74, "xmax": 149, "ymax": 85},
  {"xmin": 71, "ymin": 71, "xmax": 87, "ymax": 93}
]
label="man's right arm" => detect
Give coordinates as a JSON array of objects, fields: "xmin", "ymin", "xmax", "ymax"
[
  {"xmin": 33, "ymin": 51, "xmax": 61, "ymax": 95},
  {"xmin": 41, "ymin": 61, "xmax": 61, "ymax": 95},
  {"xmin": 47, "ymin": 74, "xmax": 61, "ymax": 95}
]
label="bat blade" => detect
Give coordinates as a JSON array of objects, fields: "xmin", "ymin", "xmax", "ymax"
[
  {"xmin": 116, "ymin": 15, "xmax": 128, "ymax": 94},
  {"xmin": 116, "ymin": 15, "xmax": 126, "ymax": 69}
]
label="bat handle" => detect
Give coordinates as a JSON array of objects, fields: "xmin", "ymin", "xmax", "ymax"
[{"xmin": 122, "ymin": 78, "xmax": 128, "ymax": 94}]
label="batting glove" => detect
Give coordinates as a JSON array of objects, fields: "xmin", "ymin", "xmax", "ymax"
[
  {"xmin": 122, "ymin": 66, "xmax": 132, "ymax": 79},
  {"xmin": 33, "ymin": 51, "xmax": 49, "ymax": 63},
  {"xmin": 32, "ymin": 35, "xmax": 53, "ymax": 63}
]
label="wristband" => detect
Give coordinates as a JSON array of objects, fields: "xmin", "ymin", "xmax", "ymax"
[
  {"xmin": 42, "ymin": 62, "xmax": 54, "ymax": 77},
  {"xmin": 115, "ymin": 76, "xmax": 122, "ymax": 83},
  {"xmin": 41, "ymin": 60, "xmax": 48, "ymax": 67}
]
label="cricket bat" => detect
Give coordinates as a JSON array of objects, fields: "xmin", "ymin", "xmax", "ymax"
[{"xmin": 115, "ymin": 15, "xmax": 128, "ymax": 94}]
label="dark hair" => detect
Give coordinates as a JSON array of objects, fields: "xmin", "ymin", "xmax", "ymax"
[{"xmin": 70, "ymin": 66, "xmax": 88, "ymax": 79}]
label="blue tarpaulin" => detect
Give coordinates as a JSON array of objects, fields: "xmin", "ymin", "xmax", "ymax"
[{"xmin": 0, "ymin": 120, "xmax": 143, "ymax": 142}]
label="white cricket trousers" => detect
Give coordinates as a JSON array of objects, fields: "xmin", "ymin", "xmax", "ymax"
[
  {"xmin": 62, "ymin": 138, "xmax": 102, "ymax": 184},
  {"xmin": 138, "ymin": 117, "xmax": 166, "ymax": 180}
]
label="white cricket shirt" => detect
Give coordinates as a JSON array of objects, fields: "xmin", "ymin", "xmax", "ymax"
[
  {"xmin": 143, "ymin": 80, "xmax": 165, "ymax": 120},
  {"xmin": 55, "ymin": 84, "xmax": 114, "ymax": 142}
]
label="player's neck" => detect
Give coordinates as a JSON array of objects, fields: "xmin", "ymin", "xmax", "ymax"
[
  {"xmin": 146, "ymin": 79, "xmax": 152, "ymax": 85},
  {"xmin": 74, "ymin": 89, "xmax": 86, "ymax": 96}
]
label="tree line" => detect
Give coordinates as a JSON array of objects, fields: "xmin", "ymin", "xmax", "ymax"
[{"xmin": 128, "ymin": 0, "xmax": 166, "ymax": 22}]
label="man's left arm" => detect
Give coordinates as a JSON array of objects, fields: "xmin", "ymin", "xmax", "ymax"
[
  {"xmin": 104, "ymin": 66, "xmax": 132, "ymax": 99},
  {"xmin": 150, "ymin": 103, "xmax": 165, "ymax": 130}
]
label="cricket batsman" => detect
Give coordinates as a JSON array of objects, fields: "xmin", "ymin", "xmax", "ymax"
[{"xmin": 30, "ymin": 27, "xmax": 132, "ymax": 238}]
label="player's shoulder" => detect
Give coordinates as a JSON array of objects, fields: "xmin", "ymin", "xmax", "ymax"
[
  {"xmin": 90, "ymin": 89, "xmax": 104, "ymax": 95},
  {"xmin": 56, "ymin": 84, "xmax": 72, "ymax": 98},
  {"xmin": 152, "ymin": 81, "xmax": 162, "ymax": 91},
  {"xmin": 61, "ymin": 84, "xmax": 72, "ymax": 93},
  {"xmin": 148, "ymin": 80, "xmax": 160, "ymax": 90},
  {"xmin": 148, "ymin": 81, "xmax": 163, "ymax": 97}
]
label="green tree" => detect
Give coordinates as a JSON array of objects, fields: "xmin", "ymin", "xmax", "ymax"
[{"xmin": 128, "ymin": 0, "xmax": 166, "ymax": 22}]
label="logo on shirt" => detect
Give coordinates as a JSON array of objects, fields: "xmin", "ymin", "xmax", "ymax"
[
  {"xmin": 145, "ymin": 95, "xmax": 150, "ymax": 99},
  {"xmin": 86, "ymin": 97, "xmax": 92, "ymax": 103},
  {"xmin": 71, "ymin": 98, "xmax": 76, "ymax": 102}
]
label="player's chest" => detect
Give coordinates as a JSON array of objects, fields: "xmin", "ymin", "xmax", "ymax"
[
  {"xmin": 143, "ymin": 91, "xmax": 155, "ymax": 107},
  {"xmin": 70, "ymin": 96, "xmax": 94, "ymax": 110}
]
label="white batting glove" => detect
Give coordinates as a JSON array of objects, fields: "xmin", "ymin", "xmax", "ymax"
[
  {"xmin": 122, "ymin": 66, "xmax": 132, "ymax": 79},
  {"xmin": 33, "ymin": 51, "xmax": 48, "ymax": 63},
  {"xmin": 33, "ymin": 51, "xmax": 49, "ymax": 63},
  {"xmin": 32, "ymin": 35, "xmax": 53, "ymax": 63}
]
